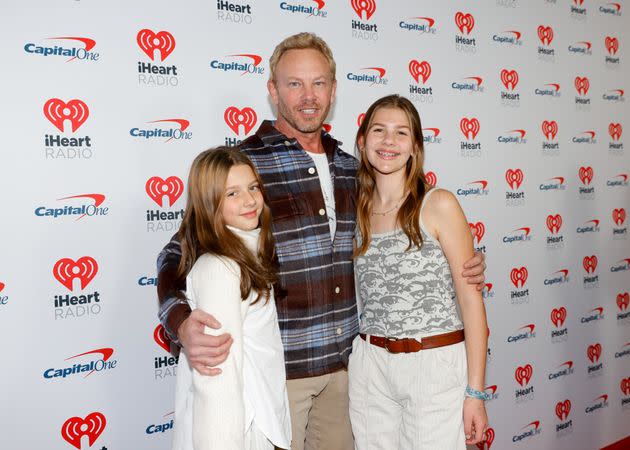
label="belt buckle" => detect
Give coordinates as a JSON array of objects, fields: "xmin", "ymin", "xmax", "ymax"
[{"xmin": 385, "ymin": 336, "xmax": 398, "ymax": 353}]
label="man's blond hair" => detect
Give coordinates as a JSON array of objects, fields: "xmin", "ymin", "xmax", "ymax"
[{"xmin": 269, "ymin": 32, "xmax": 336, "ymax": 82}]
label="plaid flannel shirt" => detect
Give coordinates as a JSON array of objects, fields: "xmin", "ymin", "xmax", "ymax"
[{"xmin": 157, "ymin": 120, "xmax": 359, "ymax": 380}]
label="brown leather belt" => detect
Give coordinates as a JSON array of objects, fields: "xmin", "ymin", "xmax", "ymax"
[{"xmin": 360, "ymin": 329, "xmax": 464, "ymax": 353}]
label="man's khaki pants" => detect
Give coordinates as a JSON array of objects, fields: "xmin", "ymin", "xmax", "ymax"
[{"xmin": 286, "ymin": 369, "xmax": 354, "ymax": 450}]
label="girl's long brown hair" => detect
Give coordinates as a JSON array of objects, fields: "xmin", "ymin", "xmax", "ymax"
[
  {"xmin": 176, "ymin": 147, "xmax": 276, "ymax": 304},
  {"xmin": 355, "ymin": 94, "xmax": 429, "ymax": 256}
]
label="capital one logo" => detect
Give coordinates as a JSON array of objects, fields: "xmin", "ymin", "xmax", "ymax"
[
  {"xmin": 408, "ymin": 60, "xmax": 431, "ymax": 84},
  {"xmin": 551, "ymin": 307, "xmax": 567, "ymax": 327},
  {"xmin": 515, "ymin": 364, "xmax": 533, "ymax": 386},
  {"xmin": 469, "ymin": 222, "xmax": 485, "ymax": 244},
  {"xmin": 425, "ymin": 171, "xmax": 437, "ymax": 187},
  {"xmin": 505, "ymin": 169, "xmax": 524, "ymax": 190},
  {"xmin": 574, "ymin": 77, "xmax": 589, "ymax": 95},
  {"xmin": 475, "ymin": 427, "xmax": 495, "ymax": 450},
  {"xmin": 541, "ymin": 120, "xmax": 558, "ymax": 140},
  {"xmin": 154, "ymin": 324, "xmax": 172, "ymax": 353},
  {"xmin": 61, "ymin": 412, "xmax": 106, "ymax": 449},
  {"xmin": 618, "ymin": 293, "xmax": 630, "ymax": 311},
  {"xmin": 555, "ymin": 400, "xmax": 571, "ymax": 421},
  {"xmin": 605, "ymin": 36, "xmax": 619, "ymax": 55},
  {"xmin": 583, "ymin": 255, "xmax": 598, "ymax": 273},
  {"xmin": 351, "ymin": 0, "xmax": 376, "ymax": 20},
  {"xmin": 145, "ymin": 176, "xmax": 184, "ymax": 207},
  {"xmin": 609, "ymin": 123, "xmax": 622, "ymax": 141},
  {"xmin": 224, "ymin": 106, "xmax": 257, "ymax": 135},
  {"xmin": 137, "ymin": 29, "xmax": 175, "ymax": 61},
  {"xmin": 613, "ymin": 208, "xmax": 626, "ymax": 226},
  {"xmin": 579, "ymin": 166, "xmax": 593, "ymax": 185},
  {"xmin": 546, "ymin": 214, "xmax": 562, "ymax": 234},
  {"xmin": 460, "ymin": 117, "xmax": 480, "ymax": 140},
  {"xmin": 44, "ymin": 98, "xmax": 89, "ymax": 133},
  {"xmin": 587, "ymin": 343, "xmax": 602, "ymax": 363},
  {"xmin": 500, "ymin": 69, "xmax": 519, "ymax": 90},
  {"xmin": 621, "ymin": 377, "xmax": 630, "ymax": 395},
  {"xmin": 510, "ymin": 267, "xmax": 528, "ymax": 288},
  {"xmin": 53, "ymin": 257, "xmax": 98, "ymax": 291},
  {"xmin": 454, "ymin": 12, "xmax": 475, "ymax": 34},
  {"xmin": 538, "ymin": 26, "xmax": 554, "ymax": 45}
]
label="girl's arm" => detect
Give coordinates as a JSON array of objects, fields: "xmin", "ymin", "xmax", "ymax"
[
  {"xmin": 188, "ymin": 255, "xmax": 245, "ymax": 450},
  {"xmin": 422, "ymin": 189, "xmax": 488, "ymax": 445}
]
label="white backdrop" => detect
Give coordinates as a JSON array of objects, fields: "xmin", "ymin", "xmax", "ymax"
[{"xmin": 1, "ymin": 1, "xmax": 629, "ymax": 449}]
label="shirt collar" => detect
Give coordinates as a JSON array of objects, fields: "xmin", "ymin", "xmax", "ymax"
[{"xmin": 255, "ymin": 120, "xmax": 342, "ymax": 156}]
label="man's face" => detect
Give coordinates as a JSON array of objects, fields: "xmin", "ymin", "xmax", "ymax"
[{"xmin": 268, "ymin": 48, "xmax": 336, "ymax": 136}]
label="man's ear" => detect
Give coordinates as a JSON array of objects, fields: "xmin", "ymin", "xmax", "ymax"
[
  {"xmin": 267, "ymin": 79, "xmax": 278, "ymax": 105},
  {"xmin": 330, "ymin": 79, "xmax": 337, "ymax": 104}
]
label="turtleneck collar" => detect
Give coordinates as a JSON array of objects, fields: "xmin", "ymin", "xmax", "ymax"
[{"xmin": 226, "ymin": 225, "xmax": 261, "ymax": 253}]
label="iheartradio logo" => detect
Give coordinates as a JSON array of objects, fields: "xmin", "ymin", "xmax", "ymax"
[
  {"xmin": 460, "ymin": 117, "xmax": 480, "ymax": 140},
  {"xmin": 61, "ymin": 412, "xmax": 106, "ymax": 449},
  {"xmin": 454, "ymin": 12, "xmax": 475, "ymax": 35},
  {"xmin": 605, "ymin": 36, "xmax": 619, "ymax": 55},
  {"xmin": 541, "ymin": 120, "xmax": 558, "ymax": 140},
  {"xmin": 53, "ymin": 257, "xmax": 98, "ymax": 291},
  {"xmin": 613, "ymin": 208, "xmax": 626, "ymax": 226},
  {"xmin": 475, "ymin": 427, "xmax": 495, "ymax": 450},
  {"xmin": 583, "ymin": 255, "xmax": 598, "ymax": 273},
  {"xmin": 505, "ymin": 169, "xmax": 524, "ymax": 190},
  {"xmin": 357, "ymin": 113, "xmax": 366, "ymax": 127},
  {"xmin": 621, "ymin": 377, "xmax": 630, "ymax": 395},
  {"xmin": 154, "ymin": 324, "xmax": 171, "ymax": 353},
  {"xmin": 469, "ymin": 222, "xmax": 485, "ymax": 244},
  {"xmin": 617, "ymin": 293, "xmax": 630, "ymax": 311},
  {"xmin": 145, "ymin": 176, "xmax": 184, "ymax": 207},
  {"xmin": 574, "ymin": 77, "xmax": 589, "ymax": 96},
  {"xmin": 351, "ymin": 0, "xmax": 376, "ymax": 20},
  {"xmin": 579, "ymin": 166, "xmax": 594, "ymax": 185},
  {"xmin": 538, "ymin": 26, "xmax": 553, "ymax": 45},
  {"xmin": 555, "ymin": 400, "xmax": 571, "ymax": 421},
  {"xmin": 500, "ymin": 69, "xmax": 519, "ymax": 90},
  {"xmin": 425, "ymin": 171, "xmax": 437, "ymax": 187},
  {"xmin": 609, "ymin": 123, "xmax": 622, "ymax": 141},
  {"xmin": 408, "ymin": 60, "xmax": 431, "ymax": 84},
  {"xmin": 546, "ymin": 214, "xmax": 562, "ymax": 234},
  {"xmin": 510, "ymin": 267, "xmax": 528, "ymax": 288},
  {"xmin": 137, "ymin": 29, "xmax": 175, "ymax": 62},
  {"xmin": 515, "ymin": 364, "xmax": 533, "ymax": 386},
  {"xmin": 224, "ymin": 106, "xmax": 257, "ymax": 135},
  {"xmin": 551, "ymin": 307, "xmax": 567, "ymax": 327},
  {"xmin": 44, "ymin": 98, "xmax": 89, "ymax": 133},
  {"xmin": 587, "ymin": 343, "xmax": 602, "ymax": 363},
  {"xmin": 0, "ymin": 282, "xmax": 4, "ymax": 293}
]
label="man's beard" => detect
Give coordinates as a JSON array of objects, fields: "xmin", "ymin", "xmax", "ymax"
[{"xmin": 277, "ymin": 99, "xmax": 329, "ymax": 134}]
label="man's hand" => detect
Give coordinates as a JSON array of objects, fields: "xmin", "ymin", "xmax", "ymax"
[
  {"xmin": 462, "ymin": 251, "xmax": 486, "ymax": 291},
  {"xmin": 178, "ymin": 309, "xmax": 233, "ymax": 376}
]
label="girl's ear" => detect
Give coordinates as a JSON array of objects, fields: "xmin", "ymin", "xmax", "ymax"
[{"xmin": 357, "ymin": 135, "xmax": 365, "ymax": 152}]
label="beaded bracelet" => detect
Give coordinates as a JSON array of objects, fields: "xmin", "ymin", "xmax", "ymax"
[{"xmin": 465, "ymin": 385, "xmax": 491, "ymax": 401}]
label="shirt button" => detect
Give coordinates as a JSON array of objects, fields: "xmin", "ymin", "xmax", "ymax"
[
  {"xmin": 319, "ymin": 208, "xmax": 326, "ymax": 216},
  {"xmin": 336, "ymin": 327, "xmax": 342, "ymax": 335},
  {"xmin": 334, "ymin": 286, "xmax": 341, "ymax": 294},
  {"xmin": 308, "ymin": 167, "xmax": 316, "ymax": 174},
  {"xmin": 284, "ymin": 140, "xmax": 291, "ymax": 146}
]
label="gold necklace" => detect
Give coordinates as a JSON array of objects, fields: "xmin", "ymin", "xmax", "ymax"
[{"xmin": 371, "ymin": 198, "xmax": 405, "ymax": 216}]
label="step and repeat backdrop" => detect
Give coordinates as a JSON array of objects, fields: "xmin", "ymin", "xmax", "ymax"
[{"xmin": 1, "ymin": 0, "xmax": 629, "ymax": 449}]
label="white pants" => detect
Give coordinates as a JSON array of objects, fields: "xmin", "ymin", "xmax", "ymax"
[
  {"xmin": 348, "ymin": 335, "xmax": 467, "ymax": 450},
  {"xmin": 245, "ymin": 422, "xmax": 275, "ymax": 450}
]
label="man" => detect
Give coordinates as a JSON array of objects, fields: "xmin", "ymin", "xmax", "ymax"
[{"xmin": 157, "ymin": 32, "xmax": 486, "ymax": 450}]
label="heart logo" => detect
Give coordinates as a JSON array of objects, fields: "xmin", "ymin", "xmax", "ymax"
[
  {"xmin": 538, "ymin": 25, "xmax": 554, "ymax": 45},
  {"xmin": 587, "ymin": 343, "xmax": 602, "ymax": 363},
  {"xmin": 357, "ymin": 113, "xmax": 366, "ymax": 127},
  {"xmin": 145, "ymin": 176, "xmax": 184, "ymax": 207},
  {"xmin": 460, "ymin": 117, "xmax": 480, "ymax": 140},
  {"xmin": 550, "ymin": 307, "xmax": 567, "ymax": 327},
  {"xmin": 578, "ymin": 166, "xmax": 593, "ymax": 185},
  {"xmin": 469, "ymin": 222, "xmax": 485, "ymax": 244},
  {"xmin": 621, "ymin": 377, "xmax": 630, "ymax": 395},
  {"xmin": 475, "ymin": 427, "xmax": 495, "ymax": 450},
  {"xmin": 582, "ymin": 255, "xmax": 598, "ymax": 273},
  {"xmin": 61, "ymin": 412, "xmax": 107, "ymax": 449},
  {"xmin": 500, "ymin": 69, "xmax": 519, "ymax": 90},
  {"xmin": 555, "ymin": 400, "xmax": 571, "ymax": 421},
  {"xmin": 617, "ymin": 293, "xmax": 630, "ymax": 311},
  {"xmin": 43, "ymin": 98, "xmax": 89, "ymax": 133},
  {"xmin": 515, "ymin": 364, "xmax": 533, "ymax": 386},
  {"xmin": 546, "ymin": 214, "xmax": 562, "ymax": 234},
  {"xmin": 605, "ymin": 36, "xmax": 619, "ymax": 55},
  {"xmin": 541, "ymin": 120, "xmax": 558, "ymax": 140},
  {"xmin": 613, "ymin": 208, "xmax": 626, "ymax": 226},
  {"xmin": 53, "ymin": 257, "xmax": 98, "ymax": 291},
  {"xmin": 609, "ymin": 123, "xmax": 623, "ymax": 141},
  {"xmin": 350, "ymin": 0, "xmax": 376, "ymax": 20},
  {"xmin": 574, "ymin": 76, "xmax": 590, "ymax": 96},
  {"xmin": 455, "ymin": 12, "xmax": 475, "ymax": 34},
  {"xmin": 408, "ymin": 60, "xmax": 432, "ymax": 84},
  {"xmin": 224, "ymin": 106, "xmax": 258, "ymax": 135},
  {"xmin": 510, "ymin": 267, "xmax": 528, "ymax": 288},
  {"xmin": 505, "ymin": 169, "xmax": 524, "ymax": 190},
  {"xmin": 154, "ymin": 324, "xmax": 172, "ymax": 353},
  {"xmin": 136, "ymin": 29, "xmax": 176, "ymax": 61},
  {"xmin": 425, "ymin": 171, "xmax": 437, "ymax": 187},
  {"xmin": 0, "ymin": 282, "xmax": 4, "ymax": 293}
]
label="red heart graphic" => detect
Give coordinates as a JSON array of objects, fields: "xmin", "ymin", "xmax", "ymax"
[
  {"xmin": 53, "ymin": 257, "xmax": 98, "ymax": 291},
  {"xmin": 582, "ymin": 255, "xmax": 598, "ymax": 273},
  {"xmin": 538, "ymin": 25, "xmax": 554, "ymax": 45},
  {"xmin": 574, "ymin": 76, "xmax": 590, "ymax": 95},
  {"xmin": 587, "ymin": 343, "xmax": 602, "ymax": 363},
  {"xmin": 500, "ymin": 69, "xmax": 519, "ymax": 90},
  {"xmin": 460, "ymin": 117, "xmax": 480, "ymax": 140},
  {"xmin": 455, "ymin": 12, "xmax": 475, "ymax": 34},
  {"xmin": 357, "ymin": 113, "xmax": 366, "ymax": 127},
  {"xmin": 425, "ymin": 171, "xmax": 437, "ymax": 187},
  {"xmin": 555, "ymin": 399, "xmax": 571, "ymax": 421},
  {"xmin": 408, "ymin": 60, "xmax": 432, "ymax": 84},
  {"xmin": 550, "ymin": 307, "xmax": 567, "ymax": 327},
  {"xmin": 541, "ymin": 120, "xmax": 558, "ymax": 140},
  {"xmin": 621, "ymin": 377, "xmax": 630, "ymax": 395},
  {"xmin": 469, "ymin": 222, "xmax": 485, "ymax": 244},
  {"xmin": 613, "ymin": 208, "xmax": 626, "ymax": 226},
  {"xmin": 578, "ymin": 166, "xmax": 593, "ymax": 185},
  {"xmin": 350, "ymin": 0, "xmax": 376, "ymax": 20},
  {"xmin": 137, "ymin": 29, "xmax": 176, "ymax": 61},
  {"xmin": 475, "ymin": 427, "xmax": 495, "ymax": 449},
  {"xmin": 145, "ymin": 176, "xmax": 184, "ymax": 207},
  {"xmin": 505, "ymin": 169, "xmax": 524, "ymax": 190},
  {"xmin": 224, "ymin": 106, "xmax": 258, "ymax": 136},
  {"xmin": 43, "ymin": 98, "xmax": 89, "ymax": 133},
  {"xmin": 546, "ymin": 214, "xmax": 562, "ymax": 234},
  {"xmin": 609, "ymin": 123, "xmax": 623, "ymax": 141},
  {"xmin": 0, "ymin": 282, "xmax": 4, "ymax": 293},
  {"xmin": 617, "ymin": 293, "xmax": 630, "ymax": 311},
  {"xmin": 61, "ymin": 412, "xmax": 107, "ymax": 449},
  {"xmin": 605, "ymin": 36, "xmax": 619, "ymax": 55},
  {"xmin": 154, "ymin": 324, "xmax": 171, "ymax": 353},
  {"xmin": 510, "ymin": 267, "xmax": 528, "ymax": 288},
  {"xmin": 515, "ymin": 364, "xmax": 533, "ymax": 386}
]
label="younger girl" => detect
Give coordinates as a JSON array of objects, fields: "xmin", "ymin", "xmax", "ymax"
[
  {"xmin": 172, "ymin": 147, "xmax": 291, "ymax": 450},
  {"xmin": 349, "ymin": 95, "xmax": 489, "ymax": 449}
]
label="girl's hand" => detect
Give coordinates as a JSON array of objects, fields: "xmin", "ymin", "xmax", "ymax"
[{"xmin": 463, "ymin": 397, "xmax": 488, "ymax": 445}]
